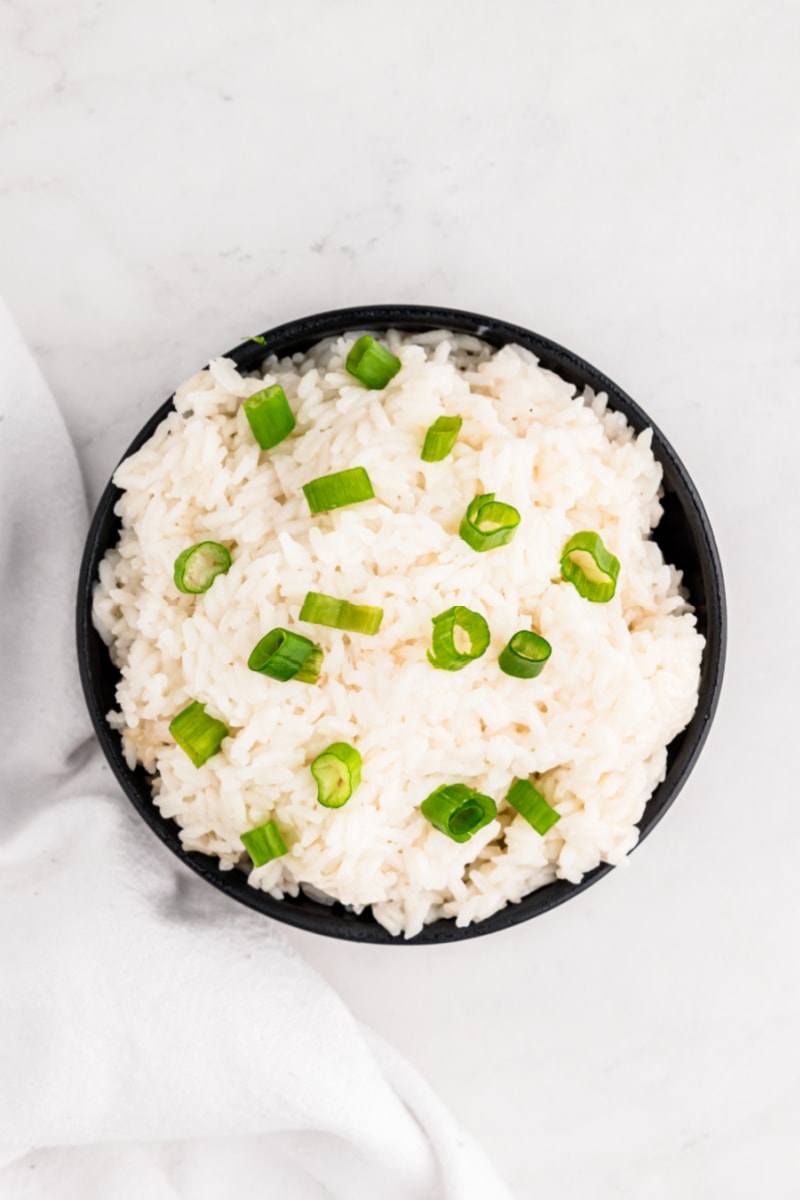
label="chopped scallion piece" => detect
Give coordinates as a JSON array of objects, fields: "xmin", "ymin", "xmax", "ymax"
[
  {"xmin": 459, "ymin": 493, "xmax": 521, "ymax": 552},
  {"xmin": 243, "ymin": 384, "xmax": 296, "ymax": 450},
  {"xmin": 421, "ymin": 783, "xmax": 497, "ymax": 843},
  {"xmin": 299, "ymin": 591, "xmax": 383, "ymax": 635},
  {"xmin": 505, "ymin": 778, "xmax": 561, "ymax": 835},
  {"xmin": 498, "ymin": 630, "xmax": 552, "ymax": 678},
  {"xmin": 421, "ymin": 415, "xmax": 463, "ymax": 462},
  {"xmin": 241, "ymin": 818, "xmax": 288, "ymax": 866},
  {"xmin": 173, "ymin": 541, "xmax": 232, "ymax": 594},
  {"xmin": 302, "ymin": 466, "xmax": 375, "ymax": 514},
  {"xmin": 311, "ymin": 742, "xmax": 362, "ymax": 808},
  {"xmin": 346, "ymin": 335, "xmax": 402, "ymax": 389},
  {"xmin": 560, "ymin": 531, "xmax": 620, "ymax": 602},
  {"xmin": 248, "ymin": 628, "xmax": 323, "ymax": 683},
  {"xmin": 243, "ymin": 334, "xmax": 267, "ymax": 345},
  {"xmin": 169, "ymin": 701, "xmax": 229, "ymax": 768},
  {"xmin": 428, "ymin": 605, "xmax": 490, "ymax": 671}
]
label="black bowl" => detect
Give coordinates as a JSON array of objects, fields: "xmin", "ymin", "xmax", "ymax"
[{"xmin": 77, "ymin": 305, "xmax": 726, "ymax": 944}]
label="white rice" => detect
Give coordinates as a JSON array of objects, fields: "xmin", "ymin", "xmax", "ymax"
[{"xmin": 92, "ymin": 330, "xmax": 704, "ymax": 938}]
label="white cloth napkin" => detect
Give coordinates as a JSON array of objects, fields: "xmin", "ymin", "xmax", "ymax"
[{"xmin": 0, "ymin": 300, "xmax": 512, "ymax": 1200}]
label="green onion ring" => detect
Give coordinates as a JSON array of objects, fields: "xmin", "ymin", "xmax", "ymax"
[
  {"xmin": 421, "ymin": 415, "xmax": 463, "ymax": 462},
  {"xmin": 560, "ymin": 531, "xmax": 620, "ymax": 602},
  {"xmin": 498, "ymin": 630, "xmax": 552, "ymax": 678},
  {"xmin": 302, "ymin": 467, "xmax": 375, "ymax": 514},
  {"xmin": 243, "ymin": 384, "xmax": 296, "ymax": 450},
  {"xmin": 299, "ymin": 591, "xmax": 383, "ymax": 636},
  {"xmin": 173, "ymin": 541, "xmax": 232, "ymax": 594},
  {"xmin": 346, "ymin": 335, "xmax": 402, "ymax": 389},
  {"xmin": 247, "ymin": 628, "xmax": 323, "ymax": 683},
  {"xmin": 169, "ymin": 701, "xmax": 229, "ymax": 768},
  {"xmin": 311, "ymin": 742, "xmax": 363, "ymax": 808},
  {"xmin": 505, "ymin": 778, "xmax": 561, "ymax": 835},
  {"xmin": 240, "ymin": 818, "xmax": 288, "ymax": 866},
  {"xmin": 427, "ymin": 605, "xmax": 490, "ymax": 671},
  {"xmin": 421, "ymin": 783, "xmax": 497, "ymax": 843},
  {"xmin": 459, "ymin": 493, "xmax": 521, "ymax": 552}
]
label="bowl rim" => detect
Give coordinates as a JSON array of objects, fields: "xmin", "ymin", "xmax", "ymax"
[{"xmin": 76, "ymin": 303, "xmax": 726, "ymax": 944}]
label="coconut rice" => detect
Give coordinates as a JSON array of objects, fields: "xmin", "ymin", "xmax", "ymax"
[{"xmin": 92, "ymin": 330, "xmax": 704, "ymax": 937}]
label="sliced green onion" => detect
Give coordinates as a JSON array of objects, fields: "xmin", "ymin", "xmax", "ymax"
[
  {"xmin": 169, "ymin": 701, "xmax": 229, "ymax": 768},
  {"xmin": 173, "ymin": 541, "xmax": 232, "ymax": 594},
  {"xmin": 560, "ymin": 531, "xmax": 620, "ymax": 602},
  {"xmin": 248, "ymin": 628, "xmax": 323, "ymax": 683},
  {"xmin": 311, "ymin": 742, "xmax": 362, "ymax": 808},
  {"xmin": 299, "ymin": 591, "xmax": 383, "ymax": 636},
  {"xmin": 421, "ymin": 415, "xmax": 463, "ymax": 462},
  {"xmin": 240, "ymin": 818, "xmax": 288, "ymax": 866},
  {"xmin": 243, "ymin": 334, "xmax": 267, "ymax": 345},
  {"xmin": 346, "ymin": 335, "xmax": 402, "ymax": 389},
  {"xmin": 498, "ymin": 630, "xmax": 552, "ymax": 679},
  {"xmin": 459, "ymin": 493, "xmax": 521, "ymax": 552},
  {"xmin": 243, "ymin": 384, "xmax": 296, "ymax": 450},
  {"xmin": 428, "ymin": 605, "xmax": 490, "ymax": 671},
  {"xmin": 505, "ymin": 778, "xmax": 561, "ymax": 835},
  {"xmin": 302, "ymin": 467, "xmax": 375, "ymax": 514},
  {"xmin": 421, "ymin": 783, "xmax": 497, "ymax": 843}
]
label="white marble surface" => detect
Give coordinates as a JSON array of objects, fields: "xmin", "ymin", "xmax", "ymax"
[{"xmin": 1, "ymin": 1, "xmax": 798, "ymax": 1195}]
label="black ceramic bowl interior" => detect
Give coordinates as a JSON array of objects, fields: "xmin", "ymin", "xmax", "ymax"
[{"xmin": 77, "ymin": 305, "xmax": 726, "ymax": 944}]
